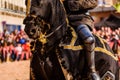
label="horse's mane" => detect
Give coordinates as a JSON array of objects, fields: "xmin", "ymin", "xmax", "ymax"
[
  {"xmin": 39, "ymin": 0, "xmax": 69, "ymax": 46},
  {"xmin": 50, "ymin": 0, "xmax": 67, "ymax": 27}
]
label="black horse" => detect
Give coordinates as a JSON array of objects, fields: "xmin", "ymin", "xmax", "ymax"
[{"xmin": 23, "ymin": 0, "xmax": 119, "ymax": 80}]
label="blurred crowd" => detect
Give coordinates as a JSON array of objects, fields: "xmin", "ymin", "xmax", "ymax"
[{"xmin": 0, "ymin": 29, "xmax": 32, "ymax": 63}]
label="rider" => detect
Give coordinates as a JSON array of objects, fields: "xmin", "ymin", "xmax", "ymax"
[{"xmin": 63, "ymin": 0, "xmax": 100, "ymax": 80}]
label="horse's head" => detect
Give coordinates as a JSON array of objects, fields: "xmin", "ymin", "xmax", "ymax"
[
  {"xmin": 24, "ymin": 0, "xmax": 68, "ymax": 45},
  {"xmin": 24, "ymin": 17, "xmax": 51, "ymax": 41},
  {"xmin": 23, "ymin": 0, "xmax": 51, "ymax": 39}
]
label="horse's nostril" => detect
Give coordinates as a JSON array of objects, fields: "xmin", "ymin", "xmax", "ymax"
[{"xmin": 30, "ymin": 29, "xmax": 36, "ymax": 35}]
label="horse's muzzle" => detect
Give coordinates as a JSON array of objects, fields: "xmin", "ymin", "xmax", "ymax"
[{"xmin": 25, "ymin": 25, "xmax": 41, "ymax": 39}]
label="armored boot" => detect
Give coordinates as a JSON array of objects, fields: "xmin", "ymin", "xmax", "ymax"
[
  {"xmin": 84, "ymin": 38, "xmax": 100, "ymax": 80},
  {"xmin": 77, "ymin": 24, "xmax": 100, "ymax": 80}
]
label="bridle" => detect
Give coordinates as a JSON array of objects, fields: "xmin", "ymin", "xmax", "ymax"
[
  {"xmin": 25, "ymin": 0, "xmax": 66, "ymax": 44},
  {"xmin": 25, "ymin": 14, "xmax": 66, "ymax": 44}
]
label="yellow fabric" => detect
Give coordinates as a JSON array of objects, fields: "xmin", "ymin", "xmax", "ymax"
[
  {"xmin": 63, "ymin": 45, "xmax": 118, "ymax": 61},
  {"xmin": 70, "ymin": 27, "xmax": 77, "ymax": 45},
  {"xmin": 95, "ymin": 35, "xmax": 106, "ymax": 49}
]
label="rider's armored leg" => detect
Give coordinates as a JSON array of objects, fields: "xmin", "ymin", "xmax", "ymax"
[{"xmin": 77, "ymin": 24, "xmax": 100, "ymax": 80}]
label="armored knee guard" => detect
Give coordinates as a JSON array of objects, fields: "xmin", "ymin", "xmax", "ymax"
[
  {"xmin": 84, "ymin": 36, "xmax": 95, "ymax": 52},
  {"xmin": 77, "ymin": 24, "xmax": 95, "ymax": 52}
]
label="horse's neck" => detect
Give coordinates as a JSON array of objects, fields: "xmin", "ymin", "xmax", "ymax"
[{"xmin": 50, "ymin": 0, "xmax": 67, "ymax": 27}]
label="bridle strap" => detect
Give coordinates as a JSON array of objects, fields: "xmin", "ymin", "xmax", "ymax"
[{"xmin": 38, "ymin": 21, "xmax": 66, "ymax": 44}]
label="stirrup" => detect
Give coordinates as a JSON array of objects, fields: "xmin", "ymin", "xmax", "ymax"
[{"xmin": 101, "ymin": 71, "xmax": 115, "ymax": 80}]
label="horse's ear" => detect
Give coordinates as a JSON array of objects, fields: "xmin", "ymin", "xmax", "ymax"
[
  {"xmin": 23, "ymin": 17, "xmax": 27, "ymax": 24},
  {"xmin": 23, "ymin": 16, "xmax": 33, "ymax": 24}
]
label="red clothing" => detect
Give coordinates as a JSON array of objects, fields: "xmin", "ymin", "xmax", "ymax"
[{"xmin": 22, "ymin": 43, "xmax": 30, "ymax": 51}]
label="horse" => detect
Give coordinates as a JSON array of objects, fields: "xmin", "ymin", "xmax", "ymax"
[{"xmin": 23, "ymin": 0, "xmax": 119, "ymax": 80}]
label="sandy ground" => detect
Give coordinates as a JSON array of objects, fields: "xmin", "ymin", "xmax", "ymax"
[{"xmin": 0, "ymin": 60, "xmax": 30, "ymax": 80}]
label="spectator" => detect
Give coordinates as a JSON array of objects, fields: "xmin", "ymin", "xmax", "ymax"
[
  {"xmin": 21, "ymin": 40, "xmax": 31, "ymax": 60},
  {"xmin": 7, "ymin": 32, "xmax": 14, "ymax": 44},
  {"xmin": 2, "ymin": 42, "xmax": 9, "ymax": 62},
  {"xmin": 14, "ymin": 43, "xmax": 23, "ymax": 61},
  {"xmin": 19, "ymin": 35, "xmax": 26, "ymax": 45},
  {"xmin": 9, "ymin": 43, "xmax": 16, "ymax": 61}
]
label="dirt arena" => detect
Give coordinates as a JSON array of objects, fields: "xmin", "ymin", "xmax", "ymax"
[{"xmin": 0, "ymin": 60, "xmax": 30, "ymax": 80}]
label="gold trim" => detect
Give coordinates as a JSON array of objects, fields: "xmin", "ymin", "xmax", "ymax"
[
  {"xmin": 64, "ymin": 45, "xmax": 83, "ymax": 50},
  {"xmin": 39, "ymin": 32, "xmax": 47, "ymax": 44},
  {"xmin": 70, "ymin": 27, "xmax": 77, "ymax": 45},
  {"xmin": 56, "ymin": 49, "xmax": 70, "ymax": 80},
  {"xmin": 30, "ymin": 41, "xmax": 36, "ymax": 51},
  {"xmin": 30, "ymin": 44, "xmax": 35, "ymax": 51},
  {"xmin": 63, "ymin": 45, "xmax": 118, "ymax": 61},
  {"xmin": 95, "ymin": 35, "xmax": 106, "ymax": 49},
  {"xmin": 102, "ymin": 39, "xmax": 107, "ymax": 43},
  {"xmin": 95, "ymin": 47, "xmax": 118, "ymax": 61},
  {"xmin": 30, "ymin": 68, "xmax": 36, "ymax": 80}
]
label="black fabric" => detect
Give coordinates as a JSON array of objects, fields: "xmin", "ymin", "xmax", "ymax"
[
  {"xmin": 63, "ymin": 0, "xmax": 98, "ymax": 12},
  {"xmin": 63, "ymin": 0, "xmax": 95, "ymax": 31},
  {"xmin": 68, "ymin": 14, "xmax": 94, "ymax": 31}
]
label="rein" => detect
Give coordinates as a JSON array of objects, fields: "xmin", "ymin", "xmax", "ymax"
[{"xmin": 45, "ymin": 22, "xmax": 66, "ymax": 38}]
